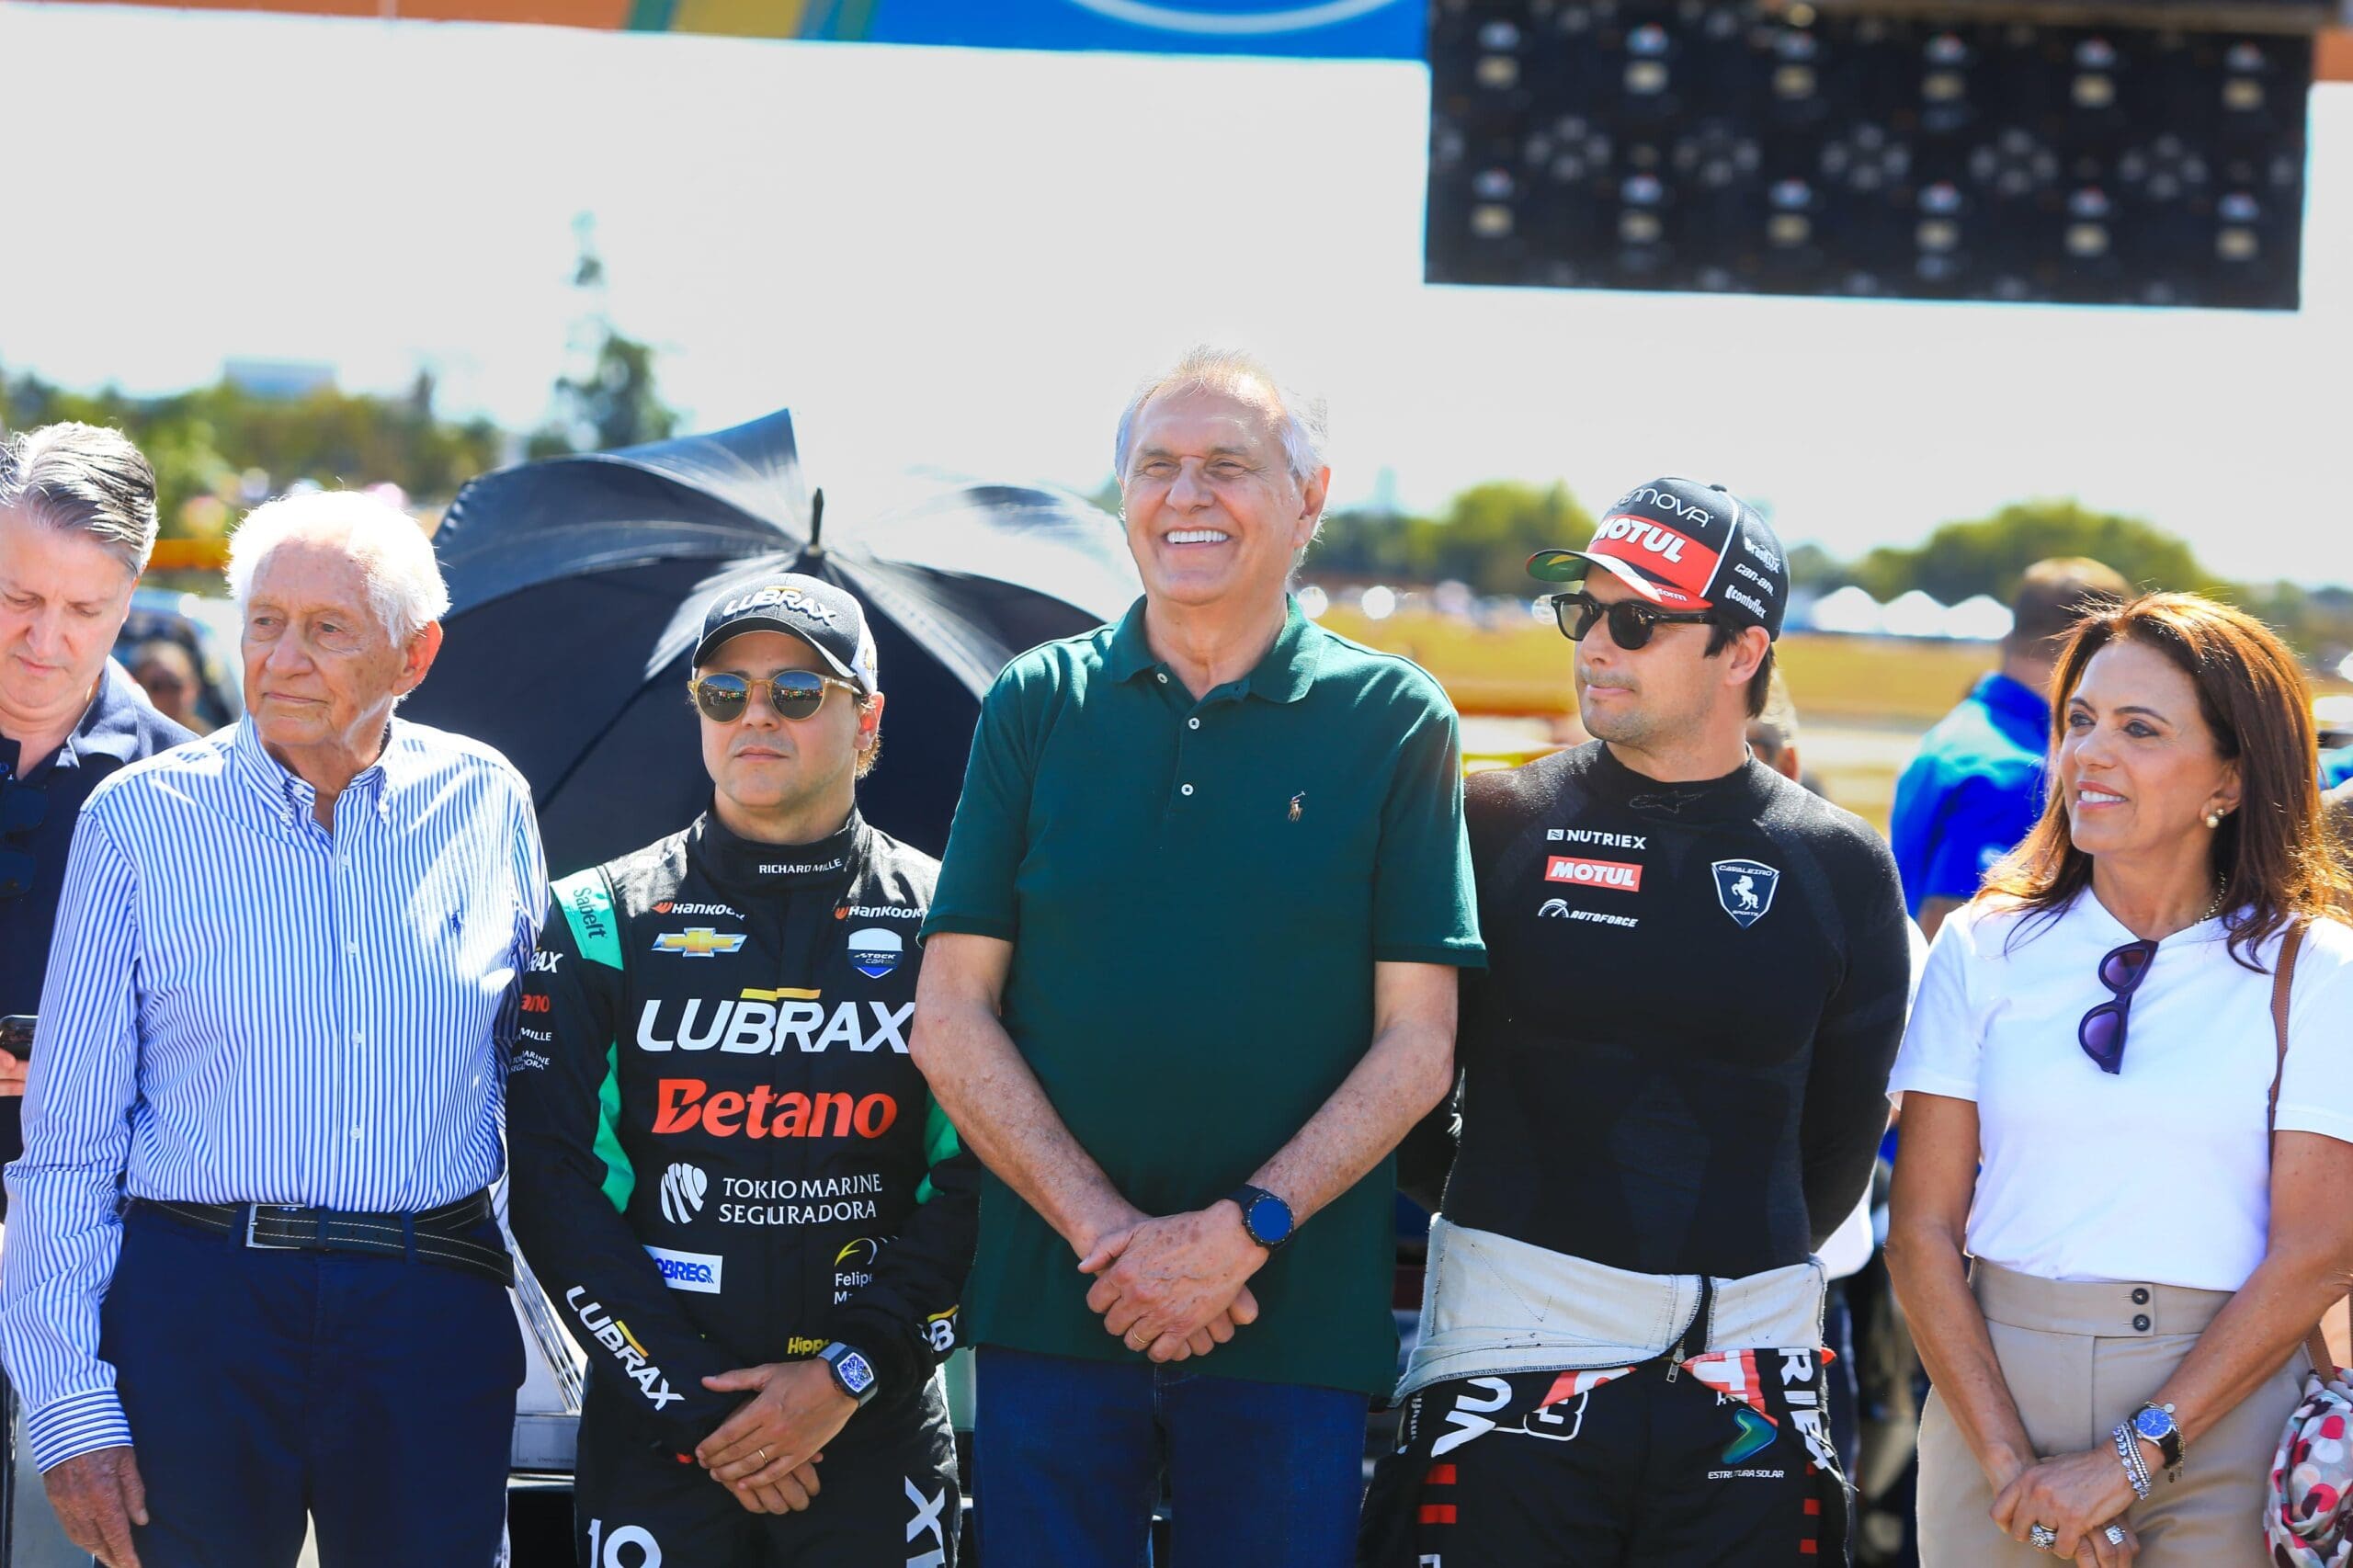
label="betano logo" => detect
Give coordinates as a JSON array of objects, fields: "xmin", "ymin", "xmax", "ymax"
[
  {"xmin": 652, "ymin": 1079, "xmax": 899, "ymax": 1140},
  {"xmin": 651, "ymin": 927, "xmax": 747, "ymax": 959}
]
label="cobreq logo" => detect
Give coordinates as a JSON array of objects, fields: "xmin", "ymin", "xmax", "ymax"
[{"xmin": 651, "ymin": 927, "xmax": 747, "ymax": 959}]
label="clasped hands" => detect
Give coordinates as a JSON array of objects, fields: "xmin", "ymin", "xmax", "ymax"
[
  {"xmin": 1078, "ymin": 1200, "xmax": 1267, "ymax": 1364},
  {"xmin": 1991, "ymin": 1444, "xmax": 2143, "ymax": 1566},
  {"xmin": 693, "ymin": 1358, "xmax": 857, "ymax": 1516}
]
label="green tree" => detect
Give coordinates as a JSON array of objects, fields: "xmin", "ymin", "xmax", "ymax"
[
  {"xmin": 1849, "ymin": 499, "xmax": 2217, "ymax": 605},
  {"xmin": 1313, "ymin": 480, "xmax": 1592, "ymax": 597}
]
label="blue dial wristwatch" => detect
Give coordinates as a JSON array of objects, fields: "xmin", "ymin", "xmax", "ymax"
[
  {"xmin": 2131, "ymin": 1402, "xmax": 2184, "ymax": 1471},
  {"xmin": 818, "ymin": 1341, "xmax": 879, "ymax": 1407},
  {"xmin": 1226, "ymin": 1185, "xmax": 1295, "ymax": 1252}
]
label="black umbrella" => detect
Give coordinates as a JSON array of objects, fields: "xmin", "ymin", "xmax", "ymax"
[{"xmin": 409, "ymin": 409, "xmax": 1139, "ymax": 876}]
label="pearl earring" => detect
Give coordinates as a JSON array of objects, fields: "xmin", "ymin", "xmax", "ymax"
[{"xmin": 2206, "ymin": 812, "xmax": 2223, "ymax": 829}]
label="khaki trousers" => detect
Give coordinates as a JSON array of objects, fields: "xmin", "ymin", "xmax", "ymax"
[{"xmin": 1917, "ymin": 1261, "xmax": 2306, "ymax": 1567}]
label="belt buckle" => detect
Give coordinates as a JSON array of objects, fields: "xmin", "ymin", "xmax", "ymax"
[{"xmin": 244, "ymin": 1204, "xmax": 313, "ymax": 1250}]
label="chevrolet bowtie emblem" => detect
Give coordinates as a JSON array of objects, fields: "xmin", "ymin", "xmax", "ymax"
[{"xmin": 651, "ymin": 927, "xmax": 747, "ymax": 958}]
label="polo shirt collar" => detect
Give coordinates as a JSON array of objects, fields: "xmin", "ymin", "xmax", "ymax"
[{"xmin": 1104, "ymin": 595, "xmax": 1324, "ymax": 705}]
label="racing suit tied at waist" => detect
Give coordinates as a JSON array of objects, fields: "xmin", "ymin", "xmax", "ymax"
[{"xmin": 1397, "ymin": 1216, "xmax": 1826, "ymax": 1399}]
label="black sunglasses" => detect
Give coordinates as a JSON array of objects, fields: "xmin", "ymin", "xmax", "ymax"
[
  {"xmin": 1545, "ymin": 590, "xmax": 1718, "ymax": 652},
  {"xmin": 0, "ymin": 764, "xmax": 48, "ymax": 902},
  {"xmin": 689, "ymin": 670, "xmax": 862, "ymax": 724},
  {"xmin": 2078, "ymin": 938, "xmax": 2158, "ymax": 1074}
]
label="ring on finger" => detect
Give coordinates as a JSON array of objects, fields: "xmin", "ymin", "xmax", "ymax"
[
  {"xmin": 2105, "ymin": 1526, "xmax": 2127, "ymax": 1547},
  {"xmin": 2029, "ymin": 1523, "xmax": 2060, "ymax": 1552}
]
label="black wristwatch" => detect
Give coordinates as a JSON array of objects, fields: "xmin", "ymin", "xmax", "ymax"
[
  {"xmin": 2131, "ymin": 1402, "xmax": 2185, "ymax": 1472},
  {"xmin": 1226, "ymin": 1185, "xmax": 1295, "ymax": 1252},
  {"xmin": 818, "ymin": 1341, "xmax": 880, "ymax": 1408}
]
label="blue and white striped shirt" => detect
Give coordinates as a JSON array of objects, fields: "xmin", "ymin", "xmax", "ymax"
[{"xmin": 0, "ymin": 716, "xmax": 547, "ymax": 1471}]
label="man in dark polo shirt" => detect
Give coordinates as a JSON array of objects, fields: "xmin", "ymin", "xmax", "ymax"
[
  {"xmin": 0, "ymin": 425, "xmax": 192, "ymax": 1152},
  {"xmin": 912, "ymin": 346, "xmax": 1483, "ymax": 1568}
]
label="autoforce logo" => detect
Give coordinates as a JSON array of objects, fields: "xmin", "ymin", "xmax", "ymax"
[
  {"xmin": 637, "ymin": 993, "xmax": 913, "ymax": 1054},
  {"xmin": 645, "ymin": 1244, "xmax": 723, "ymax": 1294},
  {"xmin": 1545, "ymin": 856, "xmax": 1643, "ymax": 892},
  {"xmin": 564, "ymin": 1288, "xmax": 682, "ymax": 1409},
  {"xmin": 653, "ymin": 1080, "xmax": 899, "ymax": 1141}
]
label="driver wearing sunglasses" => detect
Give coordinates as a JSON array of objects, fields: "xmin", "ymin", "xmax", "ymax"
[
  {"xmin": 1365, "ymin": 477, "xmax": 1913, "ymax": 1568},
  {"xmin": 507, "ymin": 574, "xmax": 977, "ymax": 1567}
]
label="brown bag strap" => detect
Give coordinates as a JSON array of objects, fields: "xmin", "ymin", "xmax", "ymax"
[{"xmin": 2268, "ymin": 923, "xmax": 2336, "ymax": 1375}]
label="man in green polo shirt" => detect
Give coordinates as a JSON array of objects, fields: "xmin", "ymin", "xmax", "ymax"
[{"xmin": 912, "ymin": 346, "xmax": 1483, "ymax": 1568}]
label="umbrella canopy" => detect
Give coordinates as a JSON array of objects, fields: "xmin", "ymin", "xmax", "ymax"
[{"xmin": 409, "ymin": 409, "xmax": 1139, "ymax": 876}]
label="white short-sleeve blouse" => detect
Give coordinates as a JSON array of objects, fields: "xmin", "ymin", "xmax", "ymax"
[{"xmin": 1890, "ymin": 893, "xmax": 2353, "ymax": 1292}]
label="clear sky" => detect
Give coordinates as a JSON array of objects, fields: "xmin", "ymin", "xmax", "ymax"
[{"xmin": 1, "ymin": 1, "xmax": 2347, "ymax": 582}]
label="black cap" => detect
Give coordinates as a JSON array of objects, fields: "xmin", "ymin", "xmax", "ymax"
[
  {"xmin": 1527, "ymin": 477, "xmax": 1789, "ymax": 641},
  {"xmin": 691, "ymin": 574, "xmax": 879, "ymax": 693}
]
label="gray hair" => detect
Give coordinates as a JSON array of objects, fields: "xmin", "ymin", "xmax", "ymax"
[
  {"xmin": 1112, "ymin": 346, "xmax": 1329, "ymax": 487},
  {"xmin": 0, "ymin": 422, "xmax": 161, "ymax": 575},
  {"xmin": 226, "ymin": 490, "xmax": 449, "ymax": 642}
]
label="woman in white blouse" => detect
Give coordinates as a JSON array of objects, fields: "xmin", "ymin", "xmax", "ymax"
[{"xmin": 1886, "ymin": 592, "xmax": 2353, "ymax": 1567}]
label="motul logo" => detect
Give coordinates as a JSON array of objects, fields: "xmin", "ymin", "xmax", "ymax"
[
  {"xmin": 652, "ymin": 1078, "xmax": 899, "ymax": 1140},
  {"xmin": 1595, "ymin": 515, "xmax": 1690, "ymax": 562},
  {"xmin": 1546, "ymin": 856, "xmax": 1643, "ymax": 892}
]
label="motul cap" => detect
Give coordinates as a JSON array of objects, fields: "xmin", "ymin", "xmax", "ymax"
[{"xmin": 1528, "ymin": 477, "xmax": 1789, "ymax": 641}]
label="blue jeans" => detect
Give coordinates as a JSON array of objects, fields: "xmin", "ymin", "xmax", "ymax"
[{"xmin": 973, "ymin": 1345, "xmax": 1369, "ymax": 1568}]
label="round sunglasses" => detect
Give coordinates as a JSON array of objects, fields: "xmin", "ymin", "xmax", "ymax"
[
  {"xmin": 1544, "ymin": 590, "xmax": 1717, "ymax": 651},
  {"xmin": 688, "ymin": 670, "xmax": 862, "ymax": 724}
]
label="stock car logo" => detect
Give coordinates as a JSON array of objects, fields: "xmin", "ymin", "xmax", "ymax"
[
  {"xmin": 1711, "ymin": 859, "xmax": 1780, "ymax": 928},
  {"xmin": 659, "ymin": 1162, "xmax": 708, "ymax": 1224},
  {"xmin": 652, "ymin": 928, "xmax": 747, "ymax": 959},
  {"xmin": 847, "ymin": 927, "xmax": 903, "ymax": 979}
]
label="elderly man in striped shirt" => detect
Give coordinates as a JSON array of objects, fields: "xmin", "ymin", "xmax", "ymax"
[{"xmin": 0, "ymin": 491, "xmax": 547, "ymax": 1568}]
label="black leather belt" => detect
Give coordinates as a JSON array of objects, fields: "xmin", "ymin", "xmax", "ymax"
[{"xmin": 131, "ymin": 1191, "xmax": 512, "ymax": 1288}]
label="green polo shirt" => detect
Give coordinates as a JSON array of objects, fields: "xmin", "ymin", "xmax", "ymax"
[{"xmin": 923, "ymin": 595, "xmax": 1483, "ymax": 1395}]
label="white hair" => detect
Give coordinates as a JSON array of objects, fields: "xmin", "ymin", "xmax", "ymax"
[
  {"xmin": 1112, "ymin": 346, "xmax": 1329, "ymax": 486},
  {"xmin": 225, "ymin": 490, "xmax": 449, "ymax": 642}
]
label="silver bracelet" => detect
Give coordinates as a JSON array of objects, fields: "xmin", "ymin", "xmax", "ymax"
[{"xmin": 2112, "ymin": 1423, "xmax": 2153, "ymax": 1500}]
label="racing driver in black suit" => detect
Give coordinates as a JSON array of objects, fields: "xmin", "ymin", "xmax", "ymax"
[{"xmin": 510, "ymin": 575, "xmax": 974, "ymax": 1568}]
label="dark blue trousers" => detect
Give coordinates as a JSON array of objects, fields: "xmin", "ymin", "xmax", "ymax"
[
  {"xmin": 974, "ymin": 1345, "xmax": 1369, "ymax": 1568},
  {"xmin": 99, "ymin": 1203, "xmax": 523, "ymax": 1568}
]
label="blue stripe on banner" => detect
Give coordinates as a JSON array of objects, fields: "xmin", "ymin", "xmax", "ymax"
[
  {"xmin": 0, "ymin": 717, "xmax": 548, "ymax": 1471},
  {"xmin": 850, "ymin": 0, "xmax": 1425, "ymax": 60}
]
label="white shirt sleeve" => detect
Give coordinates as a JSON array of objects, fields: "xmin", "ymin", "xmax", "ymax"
[
  {"xmin": 1887, "ymin": 905, "xmax": 1984, "ymax": 1103},
  {"xmin": 2274, "ymin": 922, "xmax": 2353, "ymax": 1147}
]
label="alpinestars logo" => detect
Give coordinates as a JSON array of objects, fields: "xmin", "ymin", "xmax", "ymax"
[
  {"xmin": 659, "ymin": 1162, "xmax": 707, "ymax": 1224},
  {"xmin": 564, "ymin": 1288, "xmax": 682, "ymax": 1410}
]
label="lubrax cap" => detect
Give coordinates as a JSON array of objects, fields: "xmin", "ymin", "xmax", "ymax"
[
  {"xmin": 1528, "ymin": 477, "xmax": 1789, "ymax": 641},
  {"xmin": 693, "ymin": 574, "xmax": 880, "ymax": 693}
]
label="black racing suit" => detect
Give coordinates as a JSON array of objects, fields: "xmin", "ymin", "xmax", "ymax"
[
  {"xmin": 1363, "ymin": 743, "xmax": 1911, "ymax": 1567},
  {"xmin": 510, "ymin": 810, "xmax": 974, "ymax": 1568}
]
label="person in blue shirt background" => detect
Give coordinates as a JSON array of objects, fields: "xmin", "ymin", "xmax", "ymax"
[{"xmin": 1888, "ymin": 557, "xmax": 2130, "ymax": 937}]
